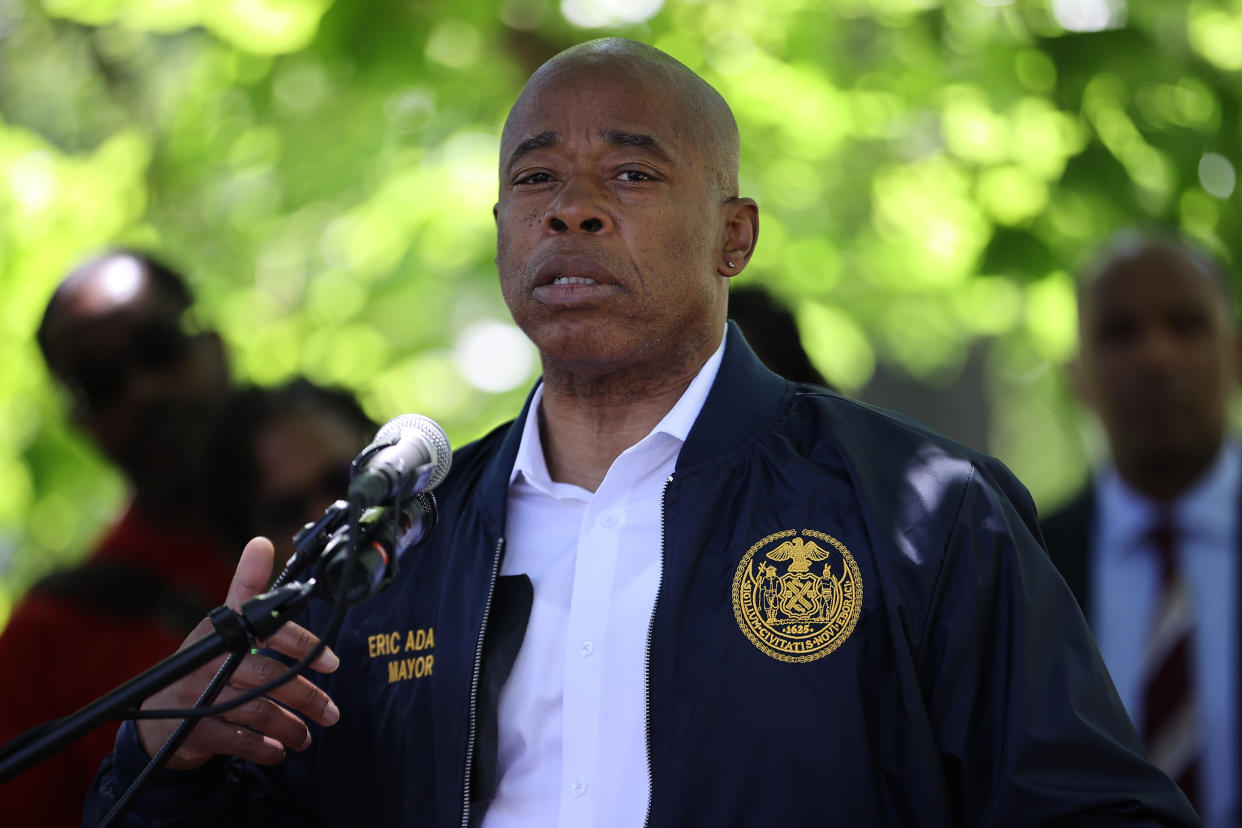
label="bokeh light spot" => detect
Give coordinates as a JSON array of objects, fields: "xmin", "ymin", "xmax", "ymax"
[
  {"xmin": 425, "ymin": 20, "xmax": 482, "ymax": 68},
  {"xmin": 795, "ymin": 302, "xmax": 876, "ymax": 392},
  {"xmin": 1051, "ymin": 0, "xmax": 1126, "ymax": 32},
  {"xmin": 560, "ymin": 0, "xmax": 664, "ymax": 28},
  {"xmin": 454, "ymin": 321, "xmax": 537, "ymax": 393},
  {"xmin": 1198, "ymin": 152, "xmax": 1236, "ymax": 199}
]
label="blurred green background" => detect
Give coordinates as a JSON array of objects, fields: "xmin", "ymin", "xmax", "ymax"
[{"xmin": 1, "ymin": 0, "xmax": 1240, "ymax": 628}]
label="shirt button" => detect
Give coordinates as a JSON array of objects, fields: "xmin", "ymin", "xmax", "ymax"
[
  {"xmin": 570, "ymin": 779, "xmax": 588, "ymax": 796},
  {"xmin": 578, "ymin": 640, "xmax": 595, "ymax": 657},
  {"xmin": 599, "ymin": 511, "xmax": 619, "ymax": 528}
]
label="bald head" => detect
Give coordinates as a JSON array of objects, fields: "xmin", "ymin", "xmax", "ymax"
[
  {"xmin": 502, "ymin": 38, "xmax": 741, "ymax": 200},
  {"xmin": 37, "ymin": 250, "xmax": 230, "ymax": 511},
  {"xmin": 1077, "ymin": 232, "xmax": 1235, "ymax": 324},
  {"xmin": 493, "ymin": 35, "xmax": 759, "ymax": 400},
  {"xmin": 39, "ymin": 251, "xmax": 192, "ymax": 370}
]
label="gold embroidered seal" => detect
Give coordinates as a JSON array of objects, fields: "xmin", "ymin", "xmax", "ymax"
[{"xmin": 732, "ymin": 529, "xmax": 863, "ymax": 663}]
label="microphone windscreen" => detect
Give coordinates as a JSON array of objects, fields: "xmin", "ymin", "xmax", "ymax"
[{"xmin": 372, "ymin": 414, "xmax": 452, "ymax": 490}]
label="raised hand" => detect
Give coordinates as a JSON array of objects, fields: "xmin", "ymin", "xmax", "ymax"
[{"xmin": 135, "ymin": 537, "xmax": 341, "ymax": 770}]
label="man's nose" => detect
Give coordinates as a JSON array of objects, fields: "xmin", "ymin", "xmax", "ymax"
[
  {"xmin": 545, "ymin": 177, "xmax": 611, "ymax": 235},
  {"xmin": 1136, "ymin": 326, "xmax": 1184, "ymax": 374}
]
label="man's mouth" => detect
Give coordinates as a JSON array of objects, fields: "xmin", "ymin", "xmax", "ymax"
[
  {"xmin": 532, "ymin": 261, "xmax": 618, "ymax": 307},
  {"xmin": 534, "ymin": 254, "xmax": 615, "ymax": 287}
]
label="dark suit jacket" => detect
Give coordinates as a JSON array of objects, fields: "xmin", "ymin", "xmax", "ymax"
[
  {"xmin": 1040, "ymin": 479, "xmax": 1240, "ymax": 813},
  {"xmin": 1040, "ymin": 487, "xmax": 1096, "ymax": 612}
]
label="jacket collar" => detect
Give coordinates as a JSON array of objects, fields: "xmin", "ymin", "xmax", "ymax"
[
  {"xmin": 678, "ymin": 321, "xmax": 789, "ymax": 472},
  {"xmin": 471, "ymin": 321, "xmax": 791, "ymax": 533}
]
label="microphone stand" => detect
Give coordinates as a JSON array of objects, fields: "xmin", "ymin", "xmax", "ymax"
[{"xmin": 0, "ymin": 580, "xmax": 314, "ymax": 786}]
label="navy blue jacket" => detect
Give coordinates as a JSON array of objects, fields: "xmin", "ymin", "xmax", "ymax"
[{"xmin": 86, "ymin": 325, "xmax": 1198, "ymax": 827}]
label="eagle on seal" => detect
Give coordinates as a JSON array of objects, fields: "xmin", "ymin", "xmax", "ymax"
[{"xmin": 765, "ymin": 536, "xmax": 831, "ymax": 573}]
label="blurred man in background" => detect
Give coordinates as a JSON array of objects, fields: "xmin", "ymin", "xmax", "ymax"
[
  {"xmin": 0, "ymin": 251, "xmax": 235, "ymax": 826},
  {"xmin": 1042, "ymin": 231, "xmax": 1242, "ymax": 826}
]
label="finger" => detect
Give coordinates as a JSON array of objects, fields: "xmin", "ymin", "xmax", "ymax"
[
  {"xmin": 217, "ymin": 691, "xmax": 314, "ymax": 753},
  {"xmin": 228, "ymin": 655, "xmax": 340, "ymax": 727},
  {"xmin": 134, "ymin": 650, "xmax": 241, "ymax": 757},
  {"xmin": 143, "ymin": 673, "xmax": 326, "ymax": 770},
  {"xmin": 226, "ymin": 536, "xmax": 276, "ymax": 611},
  {"xmin": 182, "ymin": 717, "xmax": 288, "ymax": 767},
  {"xmin": 259, "ymin": 620, "xmax": 340, "ymax": 674}
]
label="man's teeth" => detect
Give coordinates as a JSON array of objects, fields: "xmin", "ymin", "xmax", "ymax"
[{"xmin": 552, "ymin": 276, "xmax": 597, "ymax": 285}]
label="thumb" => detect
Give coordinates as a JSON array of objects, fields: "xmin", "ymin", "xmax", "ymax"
[{"xmin": 226, "ymin": 536, "xmax": 276, "ymax": 611}]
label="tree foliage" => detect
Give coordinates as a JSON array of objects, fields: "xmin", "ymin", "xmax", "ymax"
[{"xmin": 2, "ymin": 0, "xmax": 1240, "ymax": 621}]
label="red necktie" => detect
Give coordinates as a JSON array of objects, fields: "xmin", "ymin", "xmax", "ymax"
[{"xmin": 1141, "ymin": 517, "xmax": 1201, "ymax": 809}]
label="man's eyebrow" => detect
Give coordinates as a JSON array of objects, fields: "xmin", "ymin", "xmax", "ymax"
[
  {"xmin": 603, "ymin": 130, "xmax": 673, "ymax": 163},
  {"xmin": 507, "ymin": 131, "xmax": 560, "ymax": 171}
]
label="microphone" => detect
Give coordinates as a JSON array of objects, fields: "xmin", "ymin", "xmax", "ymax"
[
  {"xmin": 315, "ymin": 492, "xmax": 437, "ymax": 605},
  {"xmin": 348, "ymin": 414, "xmax": 452, "ymax": 507}
]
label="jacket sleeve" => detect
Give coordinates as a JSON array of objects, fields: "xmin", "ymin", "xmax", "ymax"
[
  {"xmin": 82, "ymin": 721, "xmax": 319, "ymax": 828},
  {"xmin": 918, "ymin": 458, "xmax": 1201, "ymax": 827}
]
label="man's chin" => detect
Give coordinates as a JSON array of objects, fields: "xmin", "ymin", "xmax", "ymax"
[
  {"xmin": 525, "ymin": 317, "xmax": 618, "ymax": 357},
  {"xmin": 1130, "ymin": 435, "xmax": 1220, "ymax": 472}
]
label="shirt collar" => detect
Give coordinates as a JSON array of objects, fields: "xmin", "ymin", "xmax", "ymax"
[
  {"xmin": 1178, "ymin": 438, "xmax": 1240, "ymax": 546},
  {"xmin": 1094, "ymin": 438, "xmax": 1240, "ymax": 553},
  {"xmin": 509, "ymin": 329, "xmax": 728, "ymax": 490}
]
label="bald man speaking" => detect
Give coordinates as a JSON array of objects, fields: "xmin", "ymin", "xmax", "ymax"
[{"xmin": 86, "ymin": 40, "xmax": 1197, "ymax": 827}]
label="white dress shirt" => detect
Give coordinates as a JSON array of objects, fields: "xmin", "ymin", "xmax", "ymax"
[
  {"xmin": 481, "ymin": 332, "xmax": 726, "ymax": 828},
  {"xmin": 1090, "ymin": 440, "xmax": 1240, "ymax": 828}
]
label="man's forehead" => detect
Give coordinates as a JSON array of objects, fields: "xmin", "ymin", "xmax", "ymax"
[
  {"xmin": 504, "ymin": 65, "xmax": 687, "ymax": 145},
  {"xmin": 50, "ymin": 270, "xmax": 178, "ymax": 344},
  {"xmin": 505, "ymin": 126, "xmax": 677, "ymax": 170},
  {"xmin": 499, "ymin": 43, "xmax": 738, "ymax": 195},
  {"xmin": 1083, "ymin": 251, "xmax": 1229, "ymax": 317},
  {"xmin": 65, "ymin": 258, "xmax": 150, "ymax": 314}
]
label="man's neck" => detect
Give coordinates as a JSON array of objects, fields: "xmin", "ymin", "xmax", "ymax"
[
  {"xmin": 536, "ymin": 361, "xmax": 703, "ymax": 492},
  {"xmin": 1116, "ymin": 437, "xmax": 1226, "ymax": 504}
]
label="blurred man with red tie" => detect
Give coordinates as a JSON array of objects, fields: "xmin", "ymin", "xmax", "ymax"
[{"xmin": 1043, "ymin": 231, "xmax": 1242, "ymax": 826}]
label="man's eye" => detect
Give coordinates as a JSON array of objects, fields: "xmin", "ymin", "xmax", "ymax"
[
  {"xmin": 1096, "ymin": 319, "xmax": 1138, "ymax": 345},
  {"xmin": 516, "ymin": 171, "xmax": 553, "ymax": 185},
  {"xmin": 618, "ymin": 169, "xmax": 653, "ymax": 182},
  {"xmin": 1168, "ymin": 310, "xmax": 1209, "ymax": 337}
]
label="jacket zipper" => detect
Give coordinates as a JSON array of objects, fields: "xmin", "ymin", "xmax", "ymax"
[
  {"xmin": 643, "ymin": 474, "xmax": 673, "ymax": 828},
  {"xmin": 460, "ymin": 536, "xmax": 505, "ymax": 828}
]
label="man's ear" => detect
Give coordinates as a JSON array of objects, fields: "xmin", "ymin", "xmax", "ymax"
[{"xmin": 717, "ymin": 197, "xmax": 759, "ymax": 278}]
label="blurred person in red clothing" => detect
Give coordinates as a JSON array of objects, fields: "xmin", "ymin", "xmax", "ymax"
[{"xmin": 0, "ymin": 251, "xmax": 234, "ymax": 827}]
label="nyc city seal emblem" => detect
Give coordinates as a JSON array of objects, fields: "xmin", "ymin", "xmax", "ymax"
[{"xmin": 732, "ymin": 529, "xmax": 862, "ymax": 663}]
